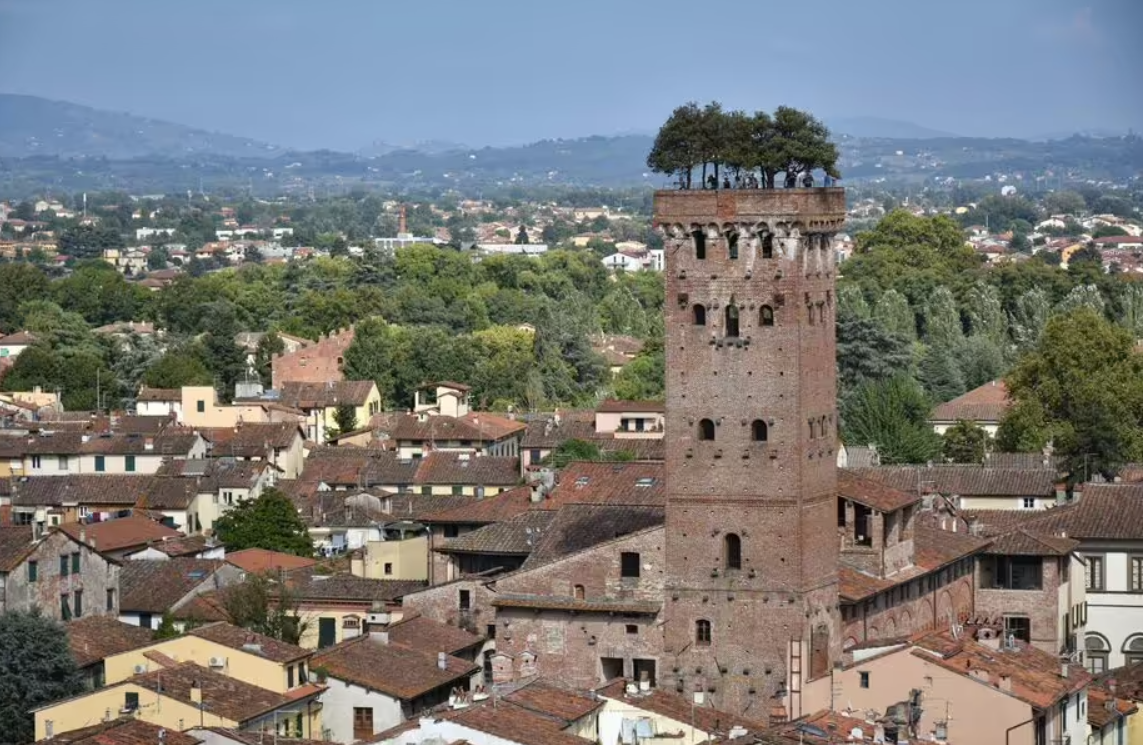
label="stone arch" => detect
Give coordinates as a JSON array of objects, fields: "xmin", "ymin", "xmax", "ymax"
[
  {"xmin": 698, "ymin": 418, "xmax": 715, "ymax": 441},
  {"xmin": 759, "ymin": 305, "xmax": 774, "ymax": 326},
  {"xmin": 761, "ymin": 232, "xmax": 775, "ymax": 259},
  {"xmin": 843, "ymin": 636, "xmax": 858, "ymax": 651},
  {"xmin": 937, "ymin": 589, "xmax": 953, "ymax": 622},
  {"xmin": 751, "ymin": 419, "xmax": 768, "ymax": 442},
  {"xmin": 885, "ymin": 616, "xmax": 897, "ymax": 635},
  {"xmin": 898, "ymin": 610, "xmax": 913, "ymax": 634},
  {"xmin": 692, "ymin": 304, "xmax": 707, "ymax": 326},
  {"xmin": 690, "ymin": 224, "xmax": 707, "ymax": 260},
  {"xmin": 724, "ymin": 305, "xmax": 740, "ymax": 337},
  {"xmin": 724, "ymin": 533, "xmax": 742, "ymax": 570},
  {"xmin": 725, "ymin": 229, "xmax": 739, "ymax": 260}
]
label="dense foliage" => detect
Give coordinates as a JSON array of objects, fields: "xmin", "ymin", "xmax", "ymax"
[
  {"xmin": 213, "ymin": 488, "xmax": 315, "ymax": 558},
  {"xmin": 0, "ymin": 609, "xmax": 85, "ymax": 745}
]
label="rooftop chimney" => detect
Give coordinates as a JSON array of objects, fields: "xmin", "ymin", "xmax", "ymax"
[
  {"xmin": 438, "ymin": 652, "xmax": 447, "ymax": 670},
  {"xmin": 189, "ymin": 681, "xmax": 202, "ymax": 705},
  {"xmin": 144, "ymin": 437, "xmax": 154, "ymax": 451}
]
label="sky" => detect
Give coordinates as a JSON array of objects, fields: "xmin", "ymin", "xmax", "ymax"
[{"xmin": 1, "ymin": 0, "xmax": 1140, "ymax": 152}]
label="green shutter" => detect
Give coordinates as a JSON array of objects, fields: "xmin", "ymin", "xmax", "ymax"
[
  {"xmin": 60, "ymin": 555, "xmax": 69, "ymax": 577},
  {"xmin": 72, "ymin": 552, "xmax": 81, "ymax": 574},
  {"xmin": 60, "ymin": 595, "xmax": 70, "ymax": 620},
  {"xmin": 95, "ymin": 455, "xmax": 105, "ymax": 472},
  {"xmin": 27, "ymin": 561, "xmax": 37, "ymax": 582},
  {"xmin": 125, "ymin": 455, "xmax": 136, "ymax": 472}
]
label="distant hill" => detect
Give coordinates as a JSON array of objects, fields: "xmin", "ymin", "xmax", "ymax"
[
  {"xmin": 0, "ymin": 94, "xmax": 284, "ymax": 159},
  {"xmin": 828, "ymin": 116, "xmax": 958, "ymax": 139},
  {"xmin": 357, "ymin": 139, "xmax": 468, "ymax": 157}
]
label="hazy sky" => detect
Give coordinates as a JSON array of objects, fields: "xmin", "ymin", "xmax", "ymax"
[{"xmin": 1, "ymin": 0, "xmax": 1140, "ymax": 151}]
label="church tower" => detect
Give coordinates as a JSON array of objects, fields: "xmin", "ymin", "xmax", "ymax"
[{"xmin": 656, "ymin": 187, "xmax": 846, "ymax": 717}]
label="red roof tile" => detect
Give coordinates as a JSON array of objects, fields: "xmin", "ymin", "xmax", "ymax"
[
  {"xmin": 930, "ymin": 380, "xmax": 1010, "ymax": 423},
  {"xmin": 541, "ymin": 461, "xmax": 665, "ymax": 509},
  {"xmin": 596, "ymin": 399, "xmax": 665, "ymax": 413},
  {"xmin": 58, "ymin": 515, "xmax": 181, "ymax": 553},
  {"xmin": 312, "ymin": 635, "xmax": 476, "ymax": 700},
  {"xmin": 67, "ymin": 616, "xmax": 156, "ymax": 668},
  {"xmin": 226, "ymin": 548, "xmax": 317, "ymax": 574},
  {"xmin": 39, "ymin": 718, "xmax": 201, "ymax": 745},
  {"xmin": 386, "ymin": 613, "xmax": 484, "ymax": 656},
  {"xmin": 838, "ymin": 470, "xmax": 920, "ymax": 513}
]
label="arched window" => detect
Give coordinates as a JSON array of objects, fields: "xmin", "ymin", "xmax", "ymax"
[
  {"xmin": 751, "ymin": 420, "xmax": 768, "ymax": 442},
  {"xmin": 808, "ymin": 419, "xmax": 816, "ymax": 439},
  {"xmin": 725, "ymin": 305, "xmax": 739, "ymax": 337},
  {"xmin": 574, "ymin": 584, "xmax": 585, "ymax": 600},
  {"xmin": 726, "ymin": 231, "xmax": 739, "ymax": 260},
  {"xmin": 1125, "ymin": 634, "xmax": 1143, "ymax": 666},
  {"xmin": 692, "ymin": 228, "xmax": 706, "ymax": 260},
  {"xmin": 1086, "ymin": 633, "xmax": 1110, "ymax": 674},
  {"xmin": 760, "ymin": 305, "xmax": 774, "ymax": 326},
  {"xmin": 761, "ymin": 234, "xmax": 774, "ymax": 259},
  {"xmin": 820, "ymin": 416, "xmax": 830, "ymax": 441},
  {"xmin": 698, "ymin": 418, "xmax": 715, "ymax": 441},
  {"xmin": 695, "ymin": 619, "xmax": 712, "ymax": 646},
  {"xmin": 692, "ymin": 304, "xmax": 707, "ymax": 326},
  {"xmin": 724, "ymin": 533, "xmax": 742, "ymax": 570}
]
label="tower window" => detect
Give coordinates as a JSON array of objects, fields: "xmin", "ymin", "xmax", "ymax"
[
  {"xmin": 726, "ymin": 231, "xmax": 739, "ymax": 260},
  {"xmin": 724, "ymin": 533, "xmax": 742, "ymax": 570},
  {"xmin": 725, "ymin": 305, "xmax": 739, "ymax": 337},
  {"xmin": 574, "ymin": 584, "xmax": 585, "ymax": 600},
  {"xmin": 620, "ymin": 552, "xmax": 641, "ymax": 578},
  {"xmin": 693, "ymin": 304, "xmax": 707, "ymax": 326},
  {"xmin": 696, "ymin": 619, "xmax": 712, "ymax": 646},
  {"xmin": 808, "ymin": 419, "xmax": 817, "ymax": 439},
  {"xmin": 760, "ymin": 305, "xmax": 774, "ymax": 327},
  {"xmin": 751, "ymin": 420, "xmax": 768, "ymax": 442},
  {"xmin": 692, "ymin": 229, "xmax": 706, "ymax": 260},
  {"xmin": 762, "ymin": 234, "xmax": 774, "ymax": 259},
  {"xmin": 698, "ymin": 419, "xmax": 715, "ymax": 441}
]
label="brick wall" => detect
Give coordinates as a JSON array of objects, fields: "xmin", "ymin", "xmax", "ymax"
[
  {"xmin": 843, "ymin": 571, "xmax": 975, "ymax": 648},
  {"xmin": 974, "ymin": 555, "xmax": 1064, "ymax": 654},
  {"xmin": 0, "ymin": 531, "xmax": 120, "ymax": 620},
  {"xmin": 656, "ymin": 188, "xmax": 846, "ymax": 711}
]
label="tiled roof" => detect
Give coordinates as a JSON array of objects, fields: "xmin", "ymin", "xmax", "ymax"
[
  {"xmin": 521, "ymin": 411, "xmax": 596, "ymax": 448},
  {"xmin": 385, "ymin": 613, "xmax": 484, "ymax": 656},
  {"xmin": 420, "ymin": 484, "xmax": 534, "ymax": 524},
  {"xmin": 0, "ymin": 430, "xmax": 198, "ymax": 456},
  {"xmin": 459, "ymin": 411, "xmax": 527, "ymax": 440},
  {"xmin": 226, "ymin": 548, "xmax": 317, "ymax": 574},
  {"xmin": 912, "ymin": 629, "xmax": 1091, "ymax": 709},
  {"xmin": 984, "ymin": 529, "xmax": 1078, "ymax": 556},
  {"xmin": 492, "ymin": 595, "xmax": 660, "ymax": 615},
  {"xmin": 171, "ymin": 590, "xmax": 229, "ymax": 623},
  {"xmin": 188, "ymin": 729, "xmax": 328, "ymax": 745},
  {"xmin": 1012, "ymin": 483, "xmax": 1143, "ymax": 540},
  {"xmin": 57, "ymin": 516, "xmax": 181, "ymax": 553},
  {"xmin": 66, "ymin": 616, "xmax": 156, "ymax": 668},
  {"xmin": 11, "ymin": 475, "xmax": 200, "ymax": 509},
  {"xmin": 930, "ymin": 380, "xmax": 1011, "ymax": 422},
  {"xmin": 913, "ymin": 526, "xmax": 991, "ymax": 571},
  {"xmin": 391, "ymin": 414, "xmax": 491, "ymax": 443},
  {"xmin": 842, "ymin": 445, "xmax": 880, "ymax": 468},
  {"xmin": 140, "ymin": 534, "xmax": 215, "ymax": 558},
  {"xmin": 200, "ymin": 422, "xmax": 303, "ymax": 453},
  {"xmin": 287, "ymin": 573, "xmax": 425, "ymax": 602},
  {"xmin": 414, "ymin": 452, "xmax": 519, "ymax": 486},
  {"xmin": 845, "ymin": 465, "xmax": 1057, "ymax": 497},
  {"xmin": 541, "ymin": 461, "xmax": 666, "ymax": 508},
  {"xmin": 838, "ymin": 470, "xmax": 920, "ymax": 513},
  {"xmin": 446, "ymin": 701, "xmax": 594, "ymax": 745},
  {"xmin": 437, "ymin": 511, "xmax": 556, "ymax": 555},
  {"xmin": 0, "ymin": 330, "xmax": 37, "ymax": 345},
  {"xmin": 312, "ymin": 636, "xmax": 476, "ymax": 700},
  {"xmin": 523, "ymin": 505, "xmax": 664, "ymax": 568},
  {"xmin": 0, "ymin": 525, "xmax": 37, "ymax": 571},
  {"xmin": 597, "ymin": 680, "xmax": 768, "ymax": 736},
  {"xmin": 158, "ymin": 458, "xmax": 272, "ymax": 488},
  {"xmin": 502, "ymin": 678, "xmax": 603, "ymax": 723},
  {"xmin": 596, "ymin": 399, "xmax": 665, "ymax": 413},
  {"xmin": 38, "ymin": 718, "xmax": 201, "ymax": 745},
  {"xmin": 298, "ymin": 449, "xmax": 419, "ymax": 487},
  {"xmin": 1087, "ymin": 686, "xmax": 1137, "ymax": 729},
  {"xmin": 279, "ymin": 380, "xmax": 377, "ymax": 409},
  {"xmin": 129, "ymin": 661, "xmax": 315, "ymax": 724},
  {"xmin": 119, "ymin": 558, "xmax": 226, "ymax": 613},
  {"xmin": 983, "ymin": 452, "xmax": 1060, "ymax": 470},
  {"xmin": 188, "ymin": 621, "xmax": 310, "ymax": 663},
  {"xmin": 838, "ymin": 565, "xmax": 925, "ymax": 603}
]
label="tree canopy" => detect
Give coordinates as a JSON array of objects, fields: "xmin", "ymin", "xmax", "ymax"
[
  {"xmin": 0, "ymin": 609, "xmax": 86, "ymax": 744},
  {"xmin": 213, "ymin": 488, "xmax": 315, "ymax": 557}
]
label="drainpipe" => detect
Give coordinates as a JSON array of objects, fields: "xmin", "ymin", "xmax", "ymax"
[{"xmin": 1005, "ymin": 716, "xmax": 1034, "ymax": 745}]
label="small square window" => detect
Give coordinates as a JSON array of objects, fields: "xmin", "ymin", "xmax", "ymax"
[
  {"xmin": 626, "ymin": 624, "xmax": 638, "ymax": 635},
  {"xmin": 196, "ymin": 400, "xmax": 205, "ymax": 413},
  {"xmin": 459, "ymin": 589, "xmax": 471, "ymax": 611},
  {"xmin": 383, "ymin": 562, "xmax": 393, "ymax": 575},
  {"xmin": 27, "ymin": 561, "xmax": 38, "ymax": 582},
  {"xmin": 859, "ymin": 671, "xmax": 870, "ymax": 689},
  {"xmin": 71, "ymin": 552, "xmax": 80, "ymax": 574},
  {"xmin": 620, "ymin": 552, "xmax": 641, "ymax": 578},
  {"xmin": 60, "ymin": 555, "xmax": 69, "ymax": 577},
  {"xmin": 486, "ymin": 624, "xmax": 497, "ymax": 639}
]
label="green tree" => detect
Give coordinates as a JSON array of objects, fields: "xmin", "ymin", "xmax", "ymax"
[
  {"xmin": 841, "ymin": 375, "xmax": 941, "ymax": 465},
  {"xmin": 997, "ymin": 308, "xmax": 1143, "ymax": 481},
  {"xmin": 942, "ymin": 420, "xmax": 990, "ymax": 464},
  {"xmin": 1041, "ymin": 190, "xmax": 1086, "ymax": 216},
  {"xmin": 837, "ymin": 284, "xmax": 871, "ymax": 320},
  {"xmin": 1009, "ymin": 287, "xmax": 1051, "ymax": 352},
  {"xmin": 955, "ymin": 335, "xmax": 1007, "ymax": 390},
  {"xmin": 0, "ymin": 263, "xmax": 50, "ymax": 333},
  {"xmin": 153, "ymin": 611, "xmax": 182, "ymax": 640},
  {"xmin": 1119, "ymin": 283, "xmax": 1143, "ymax": 338},
  {"xmin": 646, "ymin": 102, "xmax": 702, "ymax": 187},
  {"xmin": 142, "ymin": 348, "xmax": 214, "ymax": 389},
  {"xmin": 612, "ymin": 342, "xmax": 665, "ymax": 401},
  {"xmin": 872, "ymin": 289, "xmax": 915, "ymax": 340},
  {"xmin": 253, "ymin": 331, "xmax": 286, "ymax": 388},
  {"xmin": 53, "ymin": 263, "xmax": 149, "ymax": 326},
  {"xmin": 1093, "ymin": 225, "xmax": 1129, "ymax": 238},
  {"xmin": 219, "ymin": 573, "xmax": 309, "ymax": 646},
  {"xmin": 1055, "ymin": 284, "xmax": 1105, "ymax": 318},
  {"xmin": 214, "ymin": 488, "xmax": 315, "ymax": 557},
  {"xmin": 964, "ymin": 281, "xmax": 1007, "ymax": 346},
  {"xmin": 922, "ymin": 286, "xmax": 963, "ymax": 348},
  {"xmin": 917, "ymin": 345, "xmax": 966, "ymax": 404},
  {"xmin": 514, "ymin": 225, "xmax": 530, "ymax": 245},
  {"xmin": 332, "ymin": 404, "xmax": 358, "ymax": 436},
  {"xmin": 835, "ymin": 315, "xmax": 913, "ymax": 399},
  {"xmin": 0, "ymin": 608, "xmax": 85, "ymax": 744}
]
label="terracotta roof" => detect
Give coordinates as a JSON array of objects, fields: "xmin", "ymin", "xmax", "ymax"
[
  {"xmin": 459, "ymin": 411, "xmax": 527, "ymax": 440},
  {"xmin": 521, "ymin": 411, "xmax": 596, "ymax": 448},
  {"xmin": 312, "ymin": 635, "xmax": 476, "ymax": 700},
  {"xmin": 67, "ymin": 616, "xmax": 156, "ymax": 668},
  {"xmin": 420, "ymin": 484, "xmax": 535, "ymax": 525},
  {"xmin": 838, "ymin": 565, "xmax": 925, "ymax": 603},
  {"xmin": 913, "ymin": 526, "xmax": 991, "ymax": 571},
  {"xmin": 541, "ymin": 461, "xmax": 666, "ymax": 508},
  {"xmin": 1087, "ymin": 686, "xmax": 1138, "ymax": 729},
  {"xmin": 119, "ymin": 558, "xmax": 227, "ymax": 613},
  {"xmin": 171, "ymin": 590, "xmax": 230, "ymax": 623},
  {"xmin": 298, "ymin": 449, "xmax": 419, "ymax": 487},
  {"xmin": 188, "ymin": 729, "xmax": 327, "ymax": 745},
  {"xmin": 930, "ymin": 380, "xmax": 1011, "ymax": 422},
  {"xmin": 139, "ymin": 534, "xmax": 216, "ymax": 558},
  {"xmin": 838, "ymin": 470, "xmax": 920, "ymax": 513},
  {"xmin": 135, "ymin": 387, "xmax": 181, "ymax": 402},
  {"xmin": 502, "ymin": 678, "xmax": 603, "ymax": 723},
  {"xmin": 199, "ymin": 422, "xmax": 303, "ymax": 453},
  {"xmin": 846, "ymin": 466, "xmax": 1057, "ymax": 497},
  {"xmin": 414, "ymin": 452, "xmax": 519, "ymax": 486},
  {"xmin": 39, "ymin": 718, "xmax": 201, "ymax": 745},
  {"xmin": 57, "ymin": 516, "xmax": 181, "ymax": 553},
  {"xmin": 596, "ymin": 399, "xmax": 665, "ymax": 413},
  {"xmin": 438, "ymin": 511, "xmax": 556, "ymax": 555},
  {"xmin": 597, "ymin": 680, "xmax": 768, "ymax": 736},
  {"xmin": 188, "ymin": 621, "xmax": 310, "ymax": 663},
  {"xmin": 286, "ymin": 573, "xmax": 425, "ymax": 602},
  {"xmin": 386, "ymin": 612, "xmax": 484, "ymax": 655},
  {"xmin": 446, "ymin": 701, "xmax": 594, "ymax": 745},
  {"xmin": 0, "ymin": 330, "xmax": 37, "ymax": 345},
  {"xmin": 523, "ymin": 505, "xmax": 663, "ymax": 568},
  {"xmin": 157, "ymin": 458, "xmax": 273, "ymax": 488},
  {"xmin": 226, "ymin": 548, "xmax": 317, "ymax": 574},
  {"xmin": 279, "ymin": 380, "xmax": 377, "ymax": 409},
  {"xmin": 492, "ymin": 595, "xmax": 660, "ymax": 615},
  {"xmin": 129, "ymin": 661, "xmax": 317, "ymax": 723},
  {"xmin": 391, "ymin": 414, "xmax": 494, "ymax": 443},
  {"xmin": 911, "ymin": 629, "xmax": 1091, "ymax": 709},
  {"xmin": 0, "ymin": 525, "xmax": 37, "ymax": 571},
  {"xmin": 984, "ymin": 529, "xmax": 1078, "ymax": 556},
  {"xmin": 1008, "ymin": 483, "xmax": 1143, "ymax": 540},
  {"xmin": 11, "ymin": 475, "xmax": 201, "ymax": 509}
]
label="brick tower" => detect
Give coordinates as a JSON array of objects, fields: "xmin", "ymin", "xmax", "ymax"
[{"xmin": 655, "ymin": 187, "xmax": 846, "ymax": 717}]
